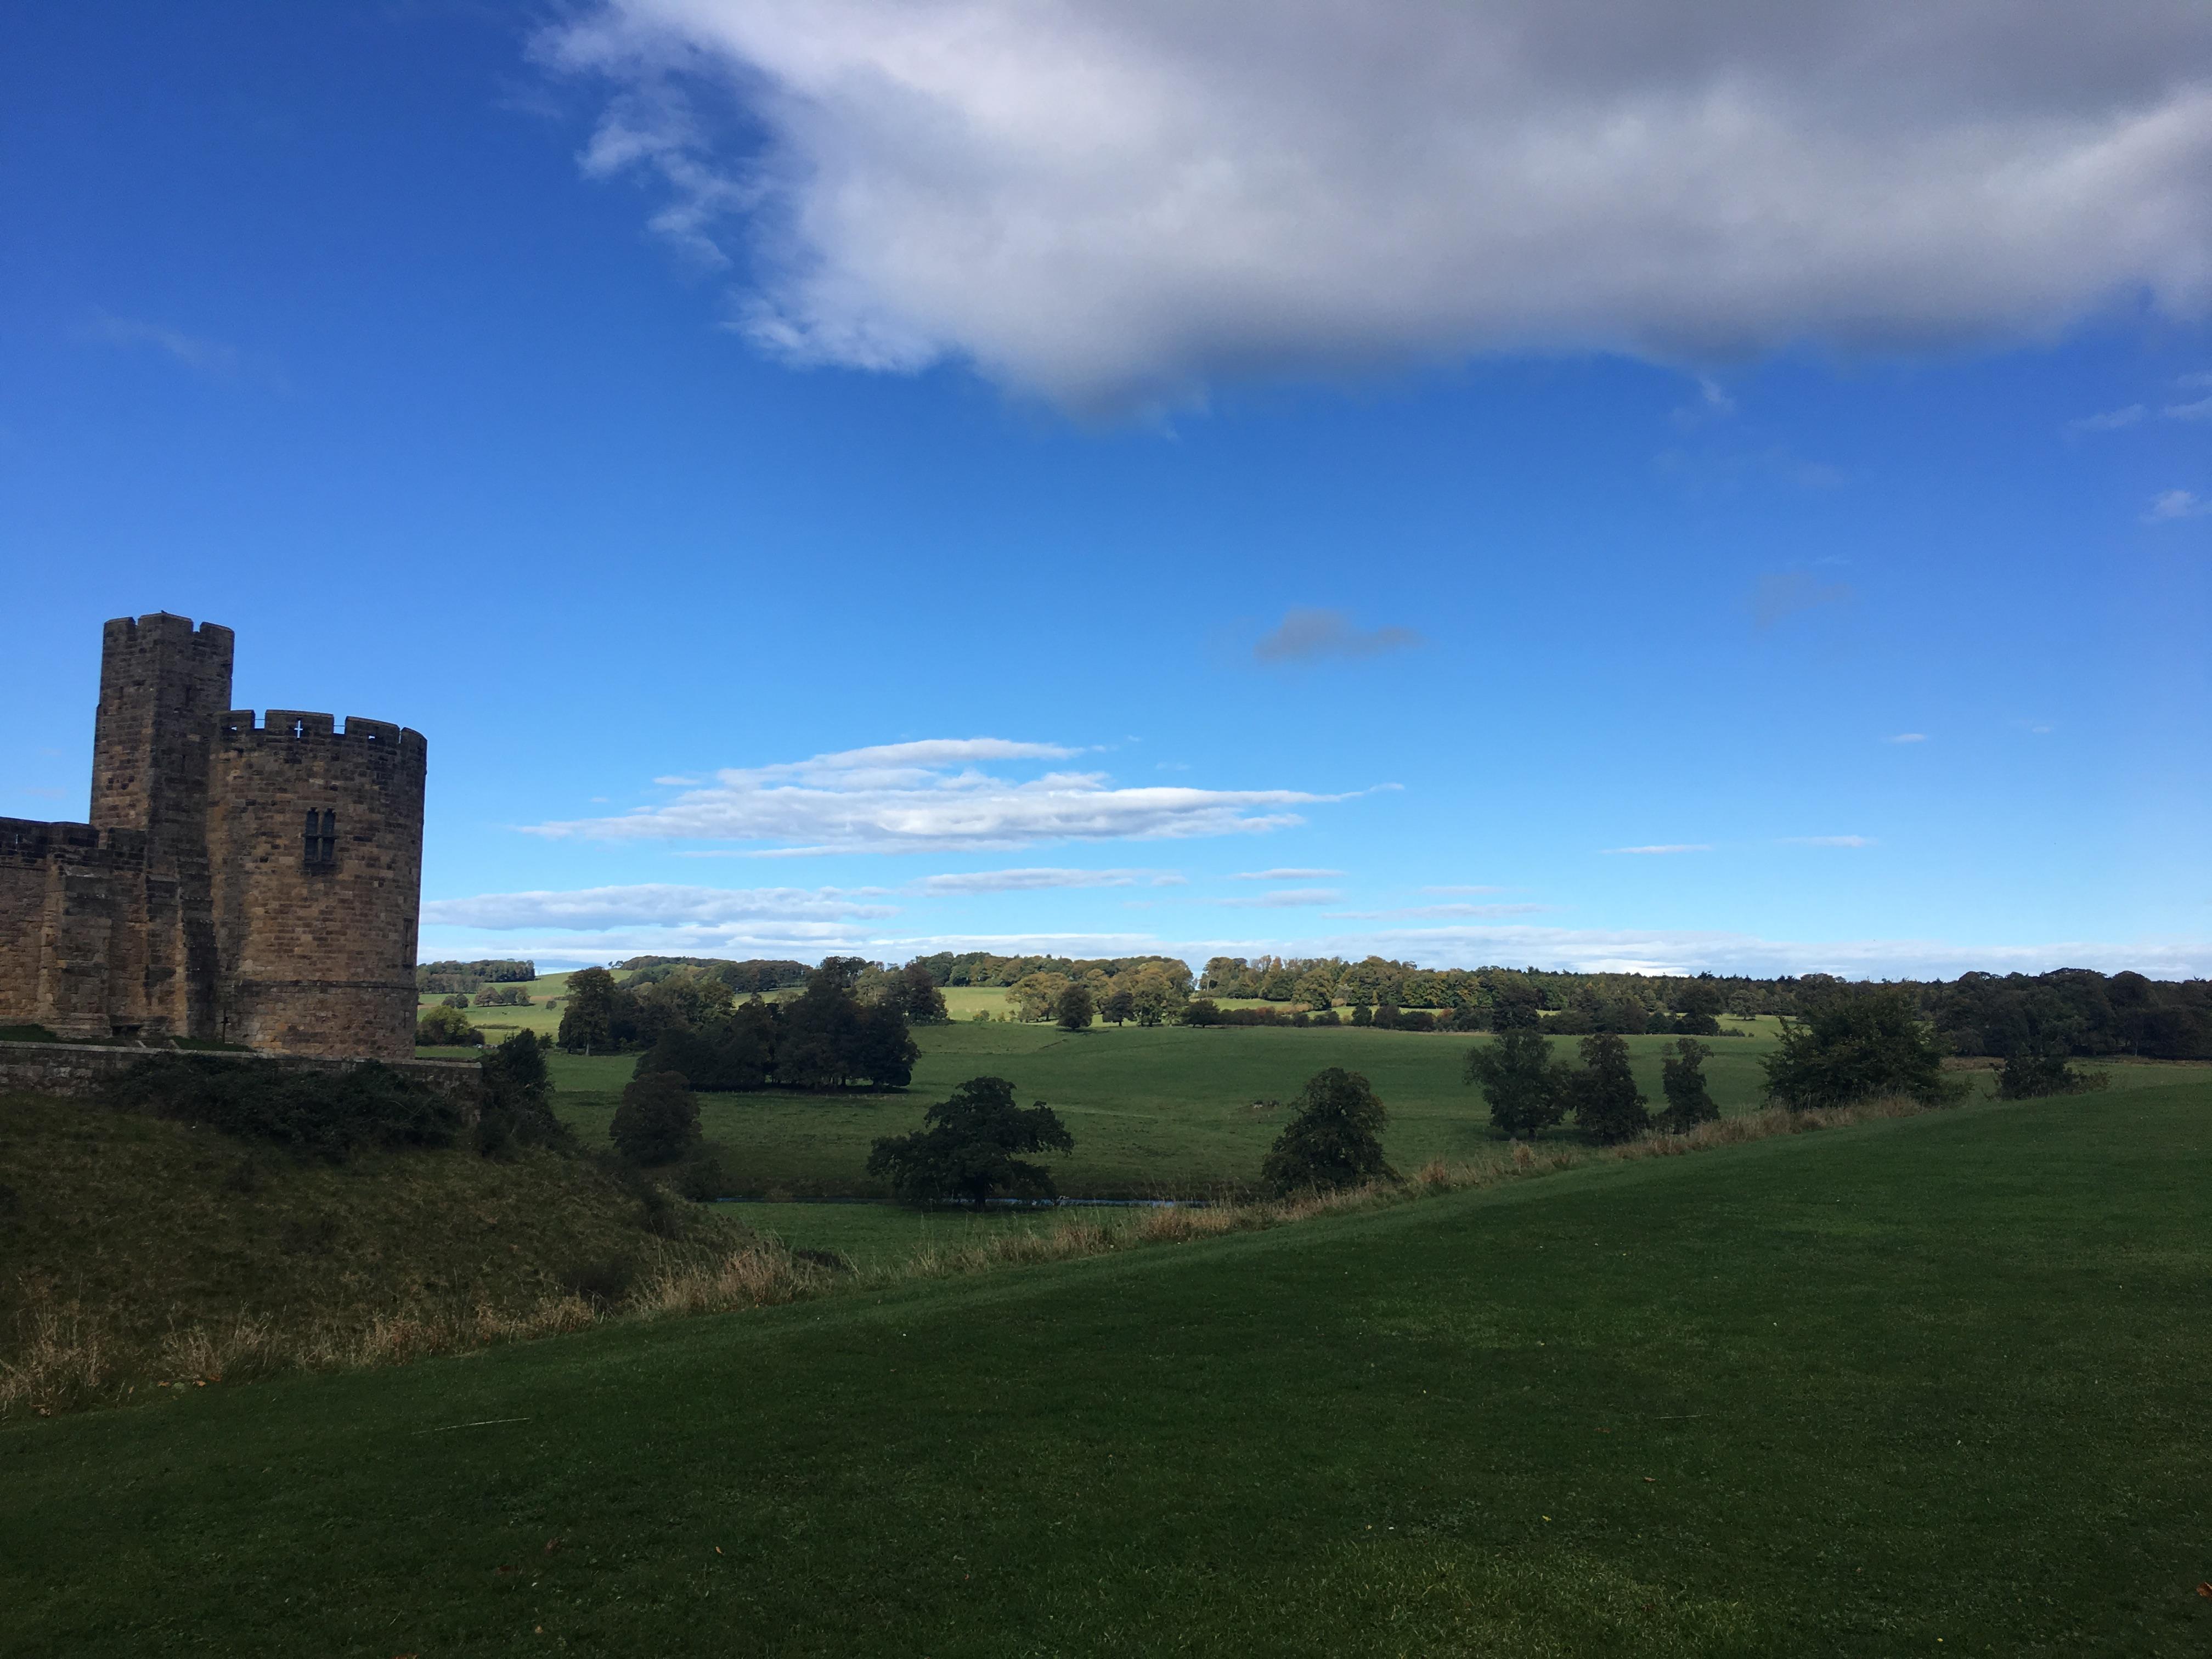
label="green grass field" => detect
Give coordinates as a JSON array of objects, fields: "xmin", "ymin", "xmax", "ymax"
[
  {"xmin": 423, "ymin": 1016, "xmax": 2196, "ymax": 1201},
  {"xmin": 7, "ymin": 1075, "xmax": 2207, "ymax": 1655}
]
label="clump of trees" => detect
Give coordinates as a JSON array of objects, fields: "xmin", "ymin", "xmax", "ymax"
[
  {"xmin": 476, "ymin": 1029, "xmax": 568, "ymax": 1156},
  {"xmin": 417, "ymin": 958, "xmax": 535, "ymax": 995},
  {"xmin": 610, "ymin": 1070, "xmax": 702, "ymax": 1165},
  {"xmin": 1763, "ymin": 988, "xmax": 1960, "ymax": 1110},
  {"xmin": 1260, "ymin": 1068, "xmax": 1396, "ymax": 1195},
  {"xmin": 866, "ymin": 1076, "xmax": 1074, "ymax": 1209},
  {"xmin": 595, "ymin": 958, "xmax": 921, "ymax": 1092},
  {"xmin": 1462, "ymin": 1030, "xmax": 1654, "ymax": 1142},
  {"xmin": 1008, "ymin": 961, "xmax": 1188, "ymax": 1025},
  {"xmin": 472, "ymin": 984, "xmax": 532, "ymax": 1008},
  {"xmin": 1658, "ymin": 1039, "xmax": 1720, "ymax": 1131}
]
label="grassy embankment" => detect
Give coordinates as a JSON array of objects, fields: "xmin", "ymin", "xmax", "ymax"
[{"xmin": 5, "ymin": 1074, "xmax": 2208, "ymax": 1655}]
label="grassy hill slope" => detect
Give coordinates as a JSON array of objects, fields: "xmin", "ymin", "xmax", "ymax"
[{"xmin": 6, "ymin": 1077, "xmax": 2207, "ymax": 1656}]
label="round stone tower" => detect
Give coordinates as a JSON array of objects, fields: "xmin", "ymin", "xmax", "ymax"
[{"xmin": 207, "ymin": 709, "xmax": 427, "ymax": 1059}]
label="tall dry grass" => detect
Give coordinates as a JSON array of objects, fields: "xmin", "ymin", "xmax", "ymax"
[{"xmin": 1, "ymin": 1092, "xmax": 1937, "ymax": 1419}]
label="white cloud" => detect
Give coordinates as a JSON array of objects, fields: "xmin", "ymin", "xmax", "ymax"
[
  {"xmin": 1424, "ymin": 884, "xmax": 1508, "ymax": 895},
  {"xmin": 1886, "ymin": 732, "xmax": 1930, "ymax": 744},
  {"xmin": 2165, "ymin": 395, "xmax": 2212, "ymax": 420},
  {"xmin": 2146, "ymin": 489, "xmax": 2211, "ymax": 521},
  {"xmin": 1254, "ymin": 609, "xmax": 1422, "ymax": 665},
  {"xmin": 528, "ymin": 736, "xmax": 1368, "ymax": 850},
  {"xmin": 1604, "ymin": 844, "xmax": 1712, "ymax": 856},
  {"xmin": 547, "ymin": 2, "xmax": 2212, "ymax": 411},
  {"xmin": 88, "ymin": 313, "xmax": 241, "ymax": 376},
  {"xmin": 2068, "ymin": 404, "xmax": 2147, "ymax": 432},
  {"xmin": 422, "ymin": 883, "xmax": 896, "ymax": 930},
  {"xmin": 1780, "ymin": 834, "xmax": 1874, "ymax": 847},
  {"xmin": 1214, "ymin": 888, "xmax": 1342, "ymax": 909},
  {"xmin": 1233, "ymin": 867, "xmax": 1345, "ymax": 881},
  {"xmin": 1324, "ymin": 903, "xmax": 1553, "ymax": 921},
  {"xmin": 912, "ymin": 867, "xmax": 1181, "ymax": 894}
]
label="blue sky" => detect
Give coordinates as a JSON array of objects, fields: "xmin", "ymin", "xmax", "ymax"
[{"xmin": 4, "ymin": 2, "xmax": 2208, "ymax": 979}]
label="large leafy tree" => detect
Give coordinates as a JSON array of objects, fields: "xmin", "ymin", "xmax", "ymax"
[
  {"xmin": 610, "ymin": 1070, "xmax": 701, "ymax": 1165},
  {"xmin": 556, "ymin": 967, "xmax": 618, "ymax": 1053},
  {"xmin": 866, "ymin": 1076, "xmax": 1074, "ymax": 1210},
  {"xmin": 1260, "ymin": 1068, "xmax": 1396, "ymax": 1196},
  {"xmin": 1763, "ymin": 987, "xmax": 1958, "ymax": 1109},
  {"xmin": 477, "ymin": 1029, "xmax": 566, "ymax": 1155},
  {"xmin": 1056, "ymin": 981, "xmax": 1096, "ymax": 1031},
  {"xmin": 1464, "ymin": 1029, "xmax": 1563, "ymax": 1137},
  {"xmin": 1567, "ymin": 1032, "xmax": 1651, "ymax": 1143}
]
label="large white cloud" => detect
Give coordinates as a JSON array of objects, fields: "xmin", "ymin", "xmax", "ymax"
[
  {"xmin": 547, "ymin": 0, "xmax": 2212, "ymax": 409},
  {"xmin": 528, "ymin": 737, "xmax": 1368, "ymax": 850}
]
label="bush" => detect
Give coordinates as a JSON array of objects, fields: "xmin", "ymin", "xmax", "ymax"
[
  {"xmin": 1260, "ymin": 1068, "xmax": 1396, "ymax": 1196},
  {"xmin": 1764, "ymin": 988, "xmax": 1960, "ymax": 1110},
  {"xmin": 609, "ymin": 1071, "xmax": 702, "ymax": 1166},
  {"xmin": 415, "ymin": 1003, "xmax": 482, "ymax": 1047},
  {"xmin": 675, "ymin": 1149, "xmax": 731, "ymax": 1201},
  {"xmin": 101, "ymin": 1057, "xmax": 462, "ymax": 1163},
  {"xmin": 1180, "ymin": 997, "xmax": 1223, "ymax": 1027},
  {"xmin": 866, "ymin": 1076, "xmax": 1074, "ymax": 1209},
  {"xmin": 476, "ymin": 1029, "xmax": 569, "ymax": 1156},
  {"xmin": 1996, "ymin": 1053, "xmax": 2108, "ymax": 1099}
]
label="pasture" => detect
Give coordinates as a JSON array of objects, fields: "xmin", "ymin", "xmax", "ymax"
[{"xmin": 6, "ymin": 1075, "xmax": 2207, "ymax": 1655}]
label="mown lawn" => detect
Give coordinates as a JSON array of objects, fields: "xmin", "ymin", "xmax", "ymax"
[{"xmin": 7, "ymin": 1077, "xmax": 2207, "ymax": 1656}]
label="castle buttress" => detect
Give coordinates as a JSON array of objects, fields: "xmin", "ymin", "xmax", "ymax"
[{"xmin": 0, "ymin": 613, "xmax": 426, "ymax": 1059}]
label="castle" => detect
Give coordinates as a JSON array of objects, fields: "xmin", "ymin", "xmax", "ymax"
[{"xmin": 0, "ymin": 613, "xmax": 426, "ymax": 1060}]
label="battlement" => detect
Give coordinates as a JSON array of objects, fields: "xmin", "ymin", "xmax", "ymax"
[
  {"xmin": 219, "ymin": 711, "xmax": 426, "ymax": 763},
  {"xmin": 103, "ymin": 612, "xmax": 235, "ymax": 654}
]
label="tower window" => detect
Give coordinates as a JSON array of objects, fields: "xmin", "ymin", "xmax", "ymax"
[{"xmin": 303, "ymin": 809, "xmax": 337, "ymax": 868}]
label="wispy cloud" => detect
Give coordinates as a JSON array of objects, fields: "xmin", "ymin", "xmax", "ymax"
[
  {"xmin": 1324, "ymin": 902, "xmax": 1553, "ymax": 920},
  {"xmin": 911, "ymin": 867, "xmax": 1182, "ymax": 894},
  {"xmin": 86, "ymin": 312, "xmax": 284, "ymax": 391},
  {"xmin": 1780, "ymin": 835, "xmax": 1874, "ymax": 847},
  {"xmin": 1214, "ymin": 888, "xmax": 1342, "ymax": 909},
  {"xmin": 1604, "ymin": 844, "xmax": 1712, "ymax": 856},
  {"xmin": 1885, "ymin": 732, "xmax": 1929, "ymax": 744},
  {"xmin": 420, "ymin": 884, "xmax": 898, "ymax": 932},
  {"xmin": 1232, "ymin": 867, "xmax": 1344, "ymax": 881},
  {"xmin": 1253, "ymin": 608, "xmax": 1422, "ymax": 665},
  {"xmin": 2067, "ymin": 404, "xmax": 2146, "ymax": 432},
  {"xmin": 528, "ymin": 737, "xmax": 1369, "ymax": 851},
  {"xmin": 1424, "ymin": 884, "xmax": 1507, "ymax": 895},
  {"xmin": 1751, "ymin": 571, "xmax": 1853, "ymax": 630},
  {"xmin": 2145, "ymin": 489, "xmax": 2209, "ymax": 522},
  {"xmin": 2163, "ymin": 396, "xmax": 2212, "ymax": 421}
]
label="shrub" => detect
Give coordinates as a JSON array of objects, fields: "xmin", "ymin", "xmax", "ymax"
[
  {"xmin": 415, "ymin": 1003, "xmax": 482, "ymax": 1047},
  {"xmin": 1996, "ymin": 1053, "xmax": 2108, "ymax": 1099},
  {"xmin": 1764, "ymin": 988, "xmax": 1960, "ymax": 1110},
  {"xmin": 100, "ymin": 1057, "xmax": 461, "ymax": 1163},
  {"xmin": 866, "ymin": 1076, "xmax": 1074, "ymax": 1210},
  {"xmin": 675, "ymin": 1149, "xmax": 731, "ymax": 1201},
  {"xmin": 1180, "ymin": 998, "xmax": 1223, "ymax": 1026},
  {"xmin": 1260, "ymin": 1068, "xmax": 1396, "ymax": 1196},
  {"xmin": 609, "ymin": 1071, "xmax": 702, "ymax": 1165},
  {"xmin": 477, "ymin": 1029, "xmax": 569, "ymax": 1156}
]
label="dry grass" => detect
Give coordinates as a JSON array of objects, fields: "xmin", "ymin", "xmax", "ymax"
[{"xmin": 1, "ymin": 1093, "xmax": 1942, "ymax": 1419}]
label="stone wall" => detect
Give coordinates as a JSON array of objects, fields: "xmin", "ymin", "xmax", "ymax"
[{"xmin": 0, "ymin": 1041, "xmax": 479, "ymax": 1103}]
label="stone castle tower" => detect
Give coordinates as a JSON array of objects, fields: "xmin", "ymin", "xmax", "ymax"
[{"xmin": 0, "ymin": 613, "xmax": 426, "ymax": 1058}]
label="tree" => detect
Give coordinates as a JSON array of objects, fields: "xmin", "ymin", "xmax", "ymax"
[
  {"xmin": 865, "ymin": 1076, "xmax": 1074, "ymax": 1210},
  {"xmin": 1657, "ymin": 1037, "xmax": 1719, "ymax": 1132},
  {"xmin": 1486, "ymin": 981, "xmax": 1543, "ymax": 1030},
  {"xmin": 1566, "ymin": 1032, "xmax": 1650, "ymax": 1143},
  {"xmin": 1261, "ymin": 1068, "xmax": 1396, "ymax": 1195},
  {"xmin": 1056, "ymin": 981, "xmax": 1096, "ymax": 1031},
  {"xmin": 778, "ymin": 964, "xmax": 865, "ymax": 1087},
  {"xmin": 477, "ymin": 1028, "xmax": 567, "ymax": 1155},
  {"xmin": 415, "ymin": 1002, "xmax": 483, "ymax": 1047},
  {"xmin": 1179, "ymin": 997, "xmax": 1222, "ymax": 1026},
  {"xmin": 610, "ymin": 1070, "xmax": 700, "ymax": 1165},
  {"xmin": 1763, "ymin": 987, "xmax": 1959, "ymax": 1110},
  {"xmin": 1672, "ymin": 980, "xmax": 1723, "ymax": 1036},
  {"xmin": 1102, "ymin": 986, "xmax": 1136, "ymax": 1026},
  {"xmin": 1463, "ymin": 1029, "xmax": 1562, "ymax": 1137},
  {"xmin": 1011, "ymin": 972, "xmax": 1070, "ymax": 1023},
  {"xmin": 849, "ymin": 1000, "xmax": 921, "ymax": 1088},
  {"xmin": 897, "ymin": 961, "xmax": 950, "ymax": 1025},
  {"xmin": 1128, "ymin": 966, "xmax": 1186, "ymax": 1027},
  {"xmin": 557, "ymin": 967, "xmax": 618, "ymax": 1053},
  {"xmin": 1996, "ymin": 1052, "xmax": 2102, "ymax": 1099},
  {"xmin": 1292, "ymin": 971, "xmax": 1337, "ymax": 1013}
]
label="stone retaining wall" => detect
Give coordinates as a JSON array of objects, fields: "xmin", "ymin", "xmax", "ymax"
[{"xmin": 0, "ymin": 1041, "xmax": 480, "ymax": 1103}]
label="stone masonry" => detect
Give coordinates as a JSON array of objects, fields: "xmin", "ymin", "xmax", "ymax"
[{"xmin": 0, "ymin": 613, "xmax": 426, "ymax": 1059}]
